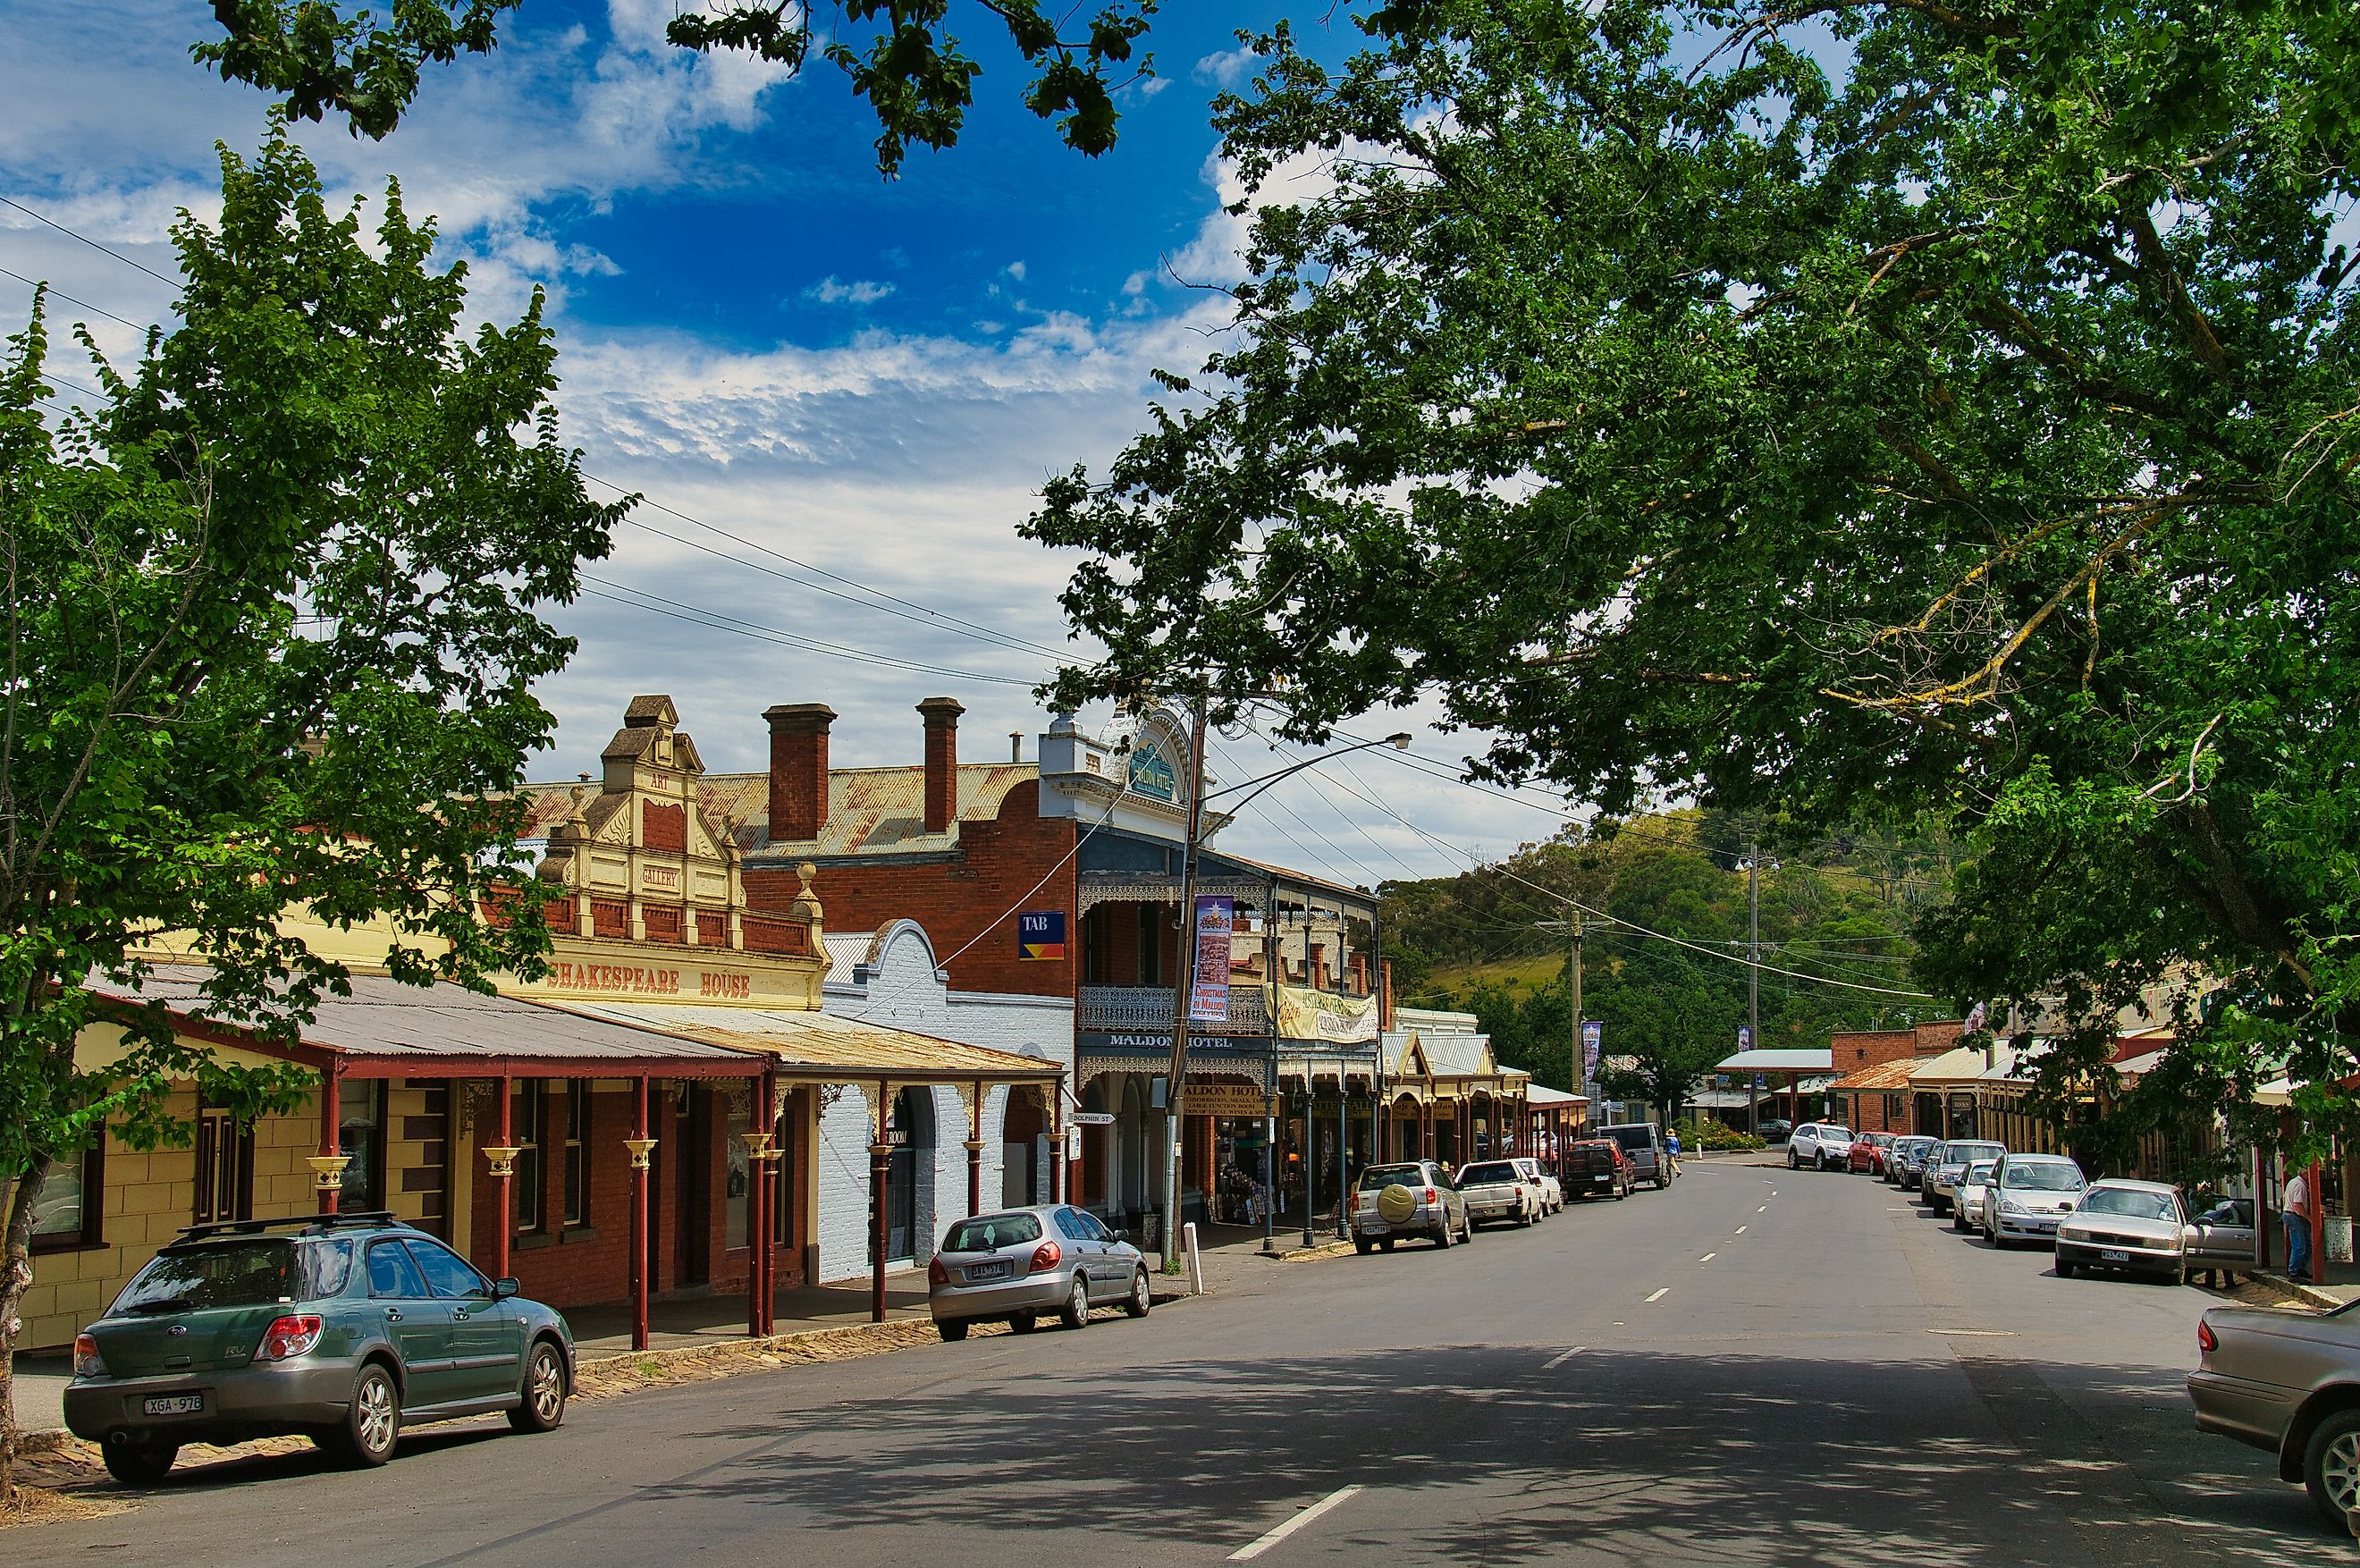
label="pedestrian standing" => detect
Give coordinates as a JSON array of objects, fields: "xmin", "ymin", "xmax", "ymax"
[{"xmin": 2284, "ymin": 1165, "xmax": 2314, "ymax": 1284}]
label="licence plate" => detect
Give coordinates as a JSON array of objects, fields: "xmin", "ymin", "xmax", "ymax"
[
  {"xmin": 965, "ymin": 1261, "xmax": 1011, "ymax": 1283},
  {"xmin": 2099, "ymin": 1249, "xmax": 2129, "ymax": 1264},
  {"xmin": 143, "ymin": 1394, "xmax": 204, "ymax": 1417}
]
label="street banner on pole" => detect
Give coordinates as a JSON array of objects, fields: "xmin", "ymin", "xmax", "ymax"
[
  {"xmin": 1189, "ymin": 895, "xmax": 1235, "ymax": 1023},
  {"xmin": 1272, "ymin": 985, "xmax": 1378, "ymax": 1043},
  {"xmin": 1737, "ymin": 1024, "xmax": 1754, "ymax": 1052},
  {"xmin": 1580, "ymin": 1020, "xmax": 1602, "ymax": 1079}
]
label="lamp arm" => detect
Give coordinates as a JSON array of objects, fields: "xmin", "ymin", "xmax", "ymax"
[{"xmin": 1203, "ymin": 735, "xmax": 1403, "ymax": 815}]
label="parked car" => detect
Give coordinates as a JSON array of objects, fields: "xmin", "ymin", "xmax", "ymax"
[
  {"xmin": 1513, "ymin": 1157, "xmax": 1564, "ymax": 1215},
  {"xmin": 1350, "ymin": 1160, "xmax": 1473, "ymax": 1251},
  {"xmin": 1597, "ymin": 1122, "xmax": 1674, "ymax": 1189},
  {"xmin": 2187, "ymin": 1197, "xmax": 2260, "ymax": 1286},
  {"xmin": 1981, "ymin": 1152, "xmax": 2088, "ymax": 1246},
  {"xmin": 1458, "ymin": 1159, "xmax": 1546, "ymax": 1228},
  {"xmin": 1953, "ymin": 1160, "xmax": 2000, "ymax": 1233},
  {"xmin": 1888, "ymin": 1136, "xmax": 1939, "ymax": 1188},
  {"xmin": 1757, "ymin": 1118, "xmax": 1793, "ymax": 1143},
  {"xmin": 1787, "ymin": 1123, "xmax": 1856, "ymax": 1171},
  {"xmin": 1563, "ymin": 1139, "xmax": 1635, "ymax": 1201},
  {"xmin": 63, "ymin": 1212, "xmax": 574, "ymax": 1485},
  {"xmin": 930, "ymin": 1205, "xmax": 1150, "ymax": 1340},
  {"xmin": 1849, "ymin": 1131, "xmax": 1897, "ymax": 1176},
  {"xmin": 2056, "ymin": 1179, "xmax": 2196, "ymax": 1283},
  {"xmin": 1925, "ymin": 1140, "xmax": 2006, "ymax": 1215},
  {"xmin": 2190, "ymin": 1295, "xmax": 2360, "ymax": 1524}
]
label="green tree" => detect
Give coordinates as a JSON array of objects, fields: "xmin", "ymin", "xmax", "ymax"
[
  {"xmin": 197, "ymin": 0, "xmax": 1157, "ymax": 174},
  {"xmin": 0, "ymin": 126, "xmax": 622, "ymax": 1499},
  {"xmin": 1032, "ymin": 1, "xmax": 2360, "ymax": 1153}
]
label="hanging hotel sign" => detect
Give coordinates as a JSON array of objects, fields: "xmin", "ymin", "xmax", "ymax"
[
  {"xmin": 1189, "ymin": 896, "xmax": 1235, "ymax": 1023},
  {"xmin": 1273, "ymin": 985, "xmax": 1378, "ymax": 1044},
  {"xmin": 1127, "ymin": 746, "xmax": 1178, "ymax": 801},
  {"xmin": 1018, "ymin": 910, "xmax": 1067, "ymax": 961}
]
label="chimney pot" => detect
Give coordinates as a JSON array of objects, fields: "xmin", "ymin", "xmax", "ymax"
[
  {"xmin": 1010, "ymin": 730, "xmax": 1023, "ymax": 763},
  {"xmin": 763, "ymin": 703, "xmax": 835, "ymax": 842},
  {"xmin": 917, "ymin": 697, "xmax": 963, "ymax": 834}
]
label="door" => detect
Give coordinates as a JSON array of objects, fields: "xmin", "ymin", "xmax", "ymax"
[
  {"xmin": 1057, "ymin": 1208, "xmax": 1112, "ymax": 1294},
  {"xmin": 365, "ymin": 1239, "xmax": 457, "ymax": 1408},
  {"xmin": 675, "ymin": 1085, "xmax": 707, "ymax": 1287},
  {"xmin": 2192, "ymin": 1198, "xmax": 2258, "ymax": 1266},
  {"xmin": 408, "ymin": 1236, "xmax": 522, "ymax": 1402}
]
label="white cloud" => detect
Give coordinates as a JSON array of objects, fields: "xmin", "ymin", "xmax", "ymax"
[
  {"xmin": 1004, "ymin": 259, "xmax": 1027, "ymax": 282},
  {"xmin": 1192, "ymin": 46, "xmax": 1260, "ymax": 90},
  {"xmin": 804, "ymin": 275, "xmax": 897, "ymax": 305}
]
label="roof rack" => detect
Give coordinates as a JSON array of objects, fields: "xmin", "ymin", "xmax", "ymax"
[{"xmin": 175, "ymin": 1210, "xmax": 402, "ymax": 1243}]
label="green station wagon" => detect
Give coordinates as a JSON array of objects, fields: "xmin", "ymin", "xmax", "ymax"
[{"xmin": 63, "ymin": 1211, "xmax": 575, "ymax": 1485}]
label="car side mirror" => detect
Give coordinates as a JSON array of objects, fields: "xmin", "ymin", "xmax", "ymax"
[{"xmin": 491, "ymin": 1277, "xmax": 520, "ymax": 1301}]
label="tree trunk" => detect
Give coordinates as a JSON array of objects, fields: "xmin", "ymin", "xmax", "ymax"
[{"xmin": 0, "ymin": 1158, "xmax": 55, "ymax": 1507}]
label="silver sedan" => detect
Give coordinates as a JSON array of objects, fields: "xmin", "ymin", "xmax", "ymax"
[
  {"xmin": 2193, "ymin": 1296, "xmax": 2360, "ymax": 1524},
  {"xmin": 928, "ymin": 1205, "xmax": 1151, "ymax": 1340}
]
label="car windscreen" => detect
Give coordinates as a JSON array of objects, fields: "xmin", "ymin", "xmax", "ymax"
[
  {"xmin": 1360, "ymin": 1166, "xmax": 1427, "ymax": 1191},
  {"xmin": 2006, "ymin": 1163, "xmax": 2086, "ymax": 1192},
  {"xmin": 940, "ymin": 1214, "xmax": 1043, "ymax": 1252},
  {"xmin": 1946, "ymin": 1144, "xmax": 2002, "ymax": 1163},
  {"xmin": 2082, "ymin": 1189, "xmax": 2176, "ymax": 1220},
  {"xmin": 1603, "ymin": 1128, "xmax": 1654, "ymax": 1153},
  {"xmin": 1459, "ymin": 1163, "xmax": 1518, "ymax": 1184},
  {"xmin": 113, "ymin": 1239, "xmax": 302, "ymax": 1314},
  {"xmin": 1824, "ymin": 1128, "xmax": 1853, "ymax": 1140}
]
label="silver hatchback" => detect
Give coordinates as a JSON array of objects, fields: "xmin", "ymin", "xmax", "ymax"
[{"xmin": 928, "ymin": 1205, "xmax": 1151, "ymax": 1341}]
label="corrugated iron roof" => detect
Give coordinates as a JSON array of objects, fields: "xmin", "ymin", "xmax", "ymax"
[
  {"xmin": 1716, "ymin": 1048, "xmax": 1834, "ymax": 1073},
  {"xmin": 84, "ymin": 966, "xmax": 754, "ymax": 1066},
  {"xmin": 541, "ymin": 1000, "xmax": 1063, "ymax": 1080},
  {"xmin": 1828, "ymin": 1056, "xmax": 1931, "ymax": 1092}
]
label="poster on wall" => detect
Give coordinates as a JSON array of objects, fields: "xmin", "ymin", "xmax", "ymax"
[
  {"xmin": 1018, "ymin": 910, "xmax": 1066, "ymax": 960},
  {"xmin": 1189, "ymin": 895, "xmax": 1235, "ymax": 1022}
]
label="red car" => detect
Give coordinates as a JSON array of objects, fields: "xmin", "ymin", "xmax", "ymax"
[{"xmin": 1848, "ymin": 1132, "xmax": 1897, "ymax": 1175}]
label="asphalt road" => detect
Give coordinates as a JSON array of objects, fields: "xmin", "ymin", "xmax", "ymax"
[{"xmin": 30, "ymin": 1158, "xmax": 2348, "ymax": 1566}]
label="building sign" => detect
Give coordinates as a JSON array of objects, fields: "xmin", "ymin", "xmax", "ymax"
[
  {"xmin": 1127, "ymin": 746, "xmax": 1178, "ymax": 801},
  {"xmin": 1072, "ymin": 1111, "xmax": 1116, "ymax": 1126},
  {"xmin": 1273, "ymin": 985, "xmax": 1378, "ymax": 1044},
  {"xmin": 1183, "ymin": 1083, "xmax": 1272, "ymax": 1117},
  {"xmin": 528, "ymin": 954, "xmax": 759, "ymax": 1003},
  {"xmin": 1018, "ymin": 910, "xmax": 1067, "ymax": 961},
  {"xmin": 1189, "ymin": 896, "xmax": 1235, "ymax": 1023}
]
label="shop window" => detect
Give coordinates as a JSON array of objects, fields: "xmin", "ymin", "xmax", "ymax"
[
  {"xmin": 563, "ymin": 1081, "xmax": 592, "ymax": 1228},
  {"xmin": 193, "ymin": 1106, "xmax": 254, "ymax": 1226},
  {"xmin": 513, "ymin": 1082, "xmax": 544, "ymax": 1234},
  {"xmin": 723, "ymin": 1099, "xmax": 752, "ymax": 1251},
  {"xmin": 339, "ymin": 1082, "xmax": 385, "ymax": 1212},
  {"xmin": 30, "ymin": 1143, "xmax": 104, "ymax": 1252}
]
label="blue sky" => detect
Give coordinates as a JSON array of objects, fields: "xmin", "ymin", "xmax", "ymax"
[{"xmin": 0, "ymin": 1, "xmax": 1584, "ymax": 886}]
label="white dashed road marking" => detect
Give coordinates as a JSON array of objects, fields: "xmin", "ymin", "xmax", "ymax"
[
  {"xmin": 1230, "ymin": 1486, "xmax": 1364, "ymax": 1561},
  {"xmin": 1734, "ymin": 1225, "xmax": 1748, "ymax": 1235},
  {"xmin": 1645, "ymin": 1287, "xmax": 1670, "ymax": 1303},
  {"xmin": 1698, "ymin": 1253, "xmax": 1716, "ymax": 1263},
  {"xmin": 1543, "ymin": 1345, "xmax": 1588, "ymax": 1370}
]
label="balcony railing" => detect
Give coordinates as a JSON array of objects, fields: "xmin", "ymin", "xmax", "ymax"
[{"xmin": 1080, "ymin": 984, "xmax": 1268, "ymax": 1037}]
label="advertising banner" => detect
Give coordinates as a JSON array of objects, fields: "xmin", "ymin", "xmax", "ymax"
[
  {"xmin": 1273, "ymin": 984, "xmax": 1379, "ymax": 1044},
  {"xmin": 1018, "ymin": 910, "xmax": 1066, "ymax": 960},
  {"xmin": 1580, "ymin": 1019, "xmax": 1602, "ymax": 1079},
  {"xmin": 1737, "ymin": 1024, "xmax": 1755, "ymax": 1052},
  {"xmin": 1189, "ymin": 895, "xmax": 1236, "ymax": 1023}
]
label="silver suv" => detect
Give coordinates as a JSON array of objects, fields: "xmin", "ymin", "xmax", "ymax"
[{"xmin": 1350, "ymin": 1161, "xmax": 1473, "ymax": 1252}]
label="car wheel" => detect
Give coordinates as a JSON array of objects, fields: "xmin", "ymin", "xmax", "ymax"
[
  {"xmin": 1059, "ymin": 1277, "xmax": 1092, "ymax": 1331},
  {"xmin": 1517, "ymin": 1204, "xmax": 1534, "ymax": 1227},
  {"xmin": 1434, "ymin": 1217, "xmax": 1453, "ymax": 1249},
  {"xmin": 1953, "ymin": 1208, "xmax": 1972, "ymax": 1233},
  {"xmin": 1788, "ymin": 1151, "xmax": 1800, "ymax": 1170},
  {"xmin": 1355, "ymin": 1237, "xmax": 1374, "ymax": 1255},
  {"xmin": 2055, "ymin": 1258, "xmax": 2075, "ymax": 1278},
  {"xmin": 2304, "ymin": 1409, "xmax": 2360, "ymax": 1526},
  {"xmin": 1656, "ymin": 1173, "xmax": 1670, "ymax": 1190},
  {"xmin": 101, "ymin": 1438, "xmax": 177, "ymax": 1488},
  {"xmin": 324, "ymin": 1362, "xmax": 400, "ymax": 1468},
  {"xmin": 1125, "ymin": 1268, "xmax": 1151, "ymax": 1319},
  {"xmin": 508, "ymin": 1338, "xmax": 568, "ymax": 1433},
  {"xmin": 937, "ymin": 1318, "xmax": 970, "ymax": 1342},
  {"xmin": 1009, "ymin": 1313, "xmax": 1038, "ymax": 1334},
  {"xmin": 1379, "ymin": 1238, "xmax": 1396, "ymax": 1252}
]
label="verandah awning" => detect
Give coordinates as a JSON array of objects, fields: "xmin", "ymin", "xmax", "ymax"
[{"xmin": 538, "ymin": 999, "xmax": 1064, "ymax": 1087}]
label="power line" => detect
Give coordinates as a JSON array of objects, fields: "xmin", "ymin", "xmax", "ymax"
[
  {"xmin": 576, "ymin": 577, "xmax": 1040, "ymax": 687},
  {"xmin": 0, "ymin": 268, "xmax": 151, "ymax": 332},
  {"xmin": 0, "ymin": 194, "xmax": 180, "ymax": 286}
]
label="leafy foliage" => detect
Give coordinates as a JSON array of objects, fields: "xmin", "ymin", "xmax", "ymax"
[
  {"xmin": 197, "ymin": 0, "xmax": 1158, "ymax": 174},
  {"xmin": 1031, "ymin": 1, "xmax": 2360, "ymax": 1154},
  {"xmin": 0, "ymin": 125, "xmax": 623, "ymax": 1489}
]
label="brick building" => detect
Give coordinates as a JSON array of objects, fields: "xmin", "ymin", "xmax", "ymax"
[{"xmin": 1827, "ymin": 1021, "xmax": 1968, "ymax": 1134}]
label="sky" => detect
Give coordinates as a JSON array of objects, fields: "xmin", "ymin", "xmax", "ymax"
[{"xmin": 0, "ymin": 0, "xmax": 1591, "ymax": 889}]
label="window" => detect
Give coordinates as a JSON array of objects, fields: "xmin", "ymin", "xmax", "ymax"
[
  {"xmin": 723, "ymin": 1099, "xmax": 752, "ymax": 1251},
  {"xmin": 29, "ymin": 1143, "xmax": 104, "ymax": 1252},
  {"xmin": 366, "ymin": 1240, "xmax": 432, "ymax": 1299},
  {"xmin": 563, "ymin": 1081, "xmax": 591, "ymax": 1228},
  {"xmin": 408, "ymin": 1236, "xmax": 493, "ymax": 1298},
  {"xmin": 193, "ymin": 1105, "xmax": 253, "ymax": 1226},
  {"xmin": 513, "ymin": 1082, "xmax": 544, "ymax": 1234},
  {"xmin": 1054, "ymin": 1209, "xmax": 1092, "ymax": 1241},
  {"xmin": 338, "ymin": 1082, "xmax": 385, "ymax": 1212},
  {"xmin": 1136, "ymin": 904, "xmax": 1164, "ymax": 986}
]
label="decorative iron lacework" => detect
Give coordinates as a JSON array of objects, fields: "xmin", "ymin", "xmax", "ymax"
[
  {"xmin": 1076, "ymin": 874, "xmax": 1268, "ymax": 915},
  {"xmin": 1079, "ymin": 985, "xmax": 1268, "ymax": 1034}
]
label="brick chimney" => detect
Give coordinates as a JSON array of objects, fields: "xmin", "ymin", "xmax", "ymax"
[
  {"xmin": 763, "ymin": 704, "xmax": 835, "ymax": 842},
  {"xmin": 917, "ymin": 696, "xmax": 964, "ymax": 834}
]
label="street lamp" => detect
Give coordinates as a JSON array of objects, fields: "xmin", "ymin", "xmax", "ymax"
[{"xmin": 1159, "ymin": 720, "xmax": 1412, "ymax": 1269}]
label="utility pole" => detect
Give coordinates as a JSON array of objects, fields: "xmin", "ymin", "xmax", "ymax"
[
  {"xmin": 1538, "ymin": 914, "xmax": 1601, "ymax": 1120},
  {"xmin": 1747, "ymin": 841, "xmax": 1761, "ymax": 1057},
  {"xmin": 1159, "ymin": 692, "xmax": 1210, "ymax": 1272}
]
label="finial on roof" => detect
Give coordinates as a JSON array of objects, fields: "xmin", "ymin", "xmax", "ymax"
[{"xmin": 791, "ymin": 861, "xmax": 823, "ymax": 925}]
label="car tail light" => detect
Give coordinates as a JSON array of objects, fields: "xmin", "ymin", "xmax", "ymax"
[
  {"xmin": 1423, "ymin": 1188, "xmax": 1437, "ymax": 1204},
  {"xmin": 254, "ymin": 1314, "xmax": 324, "ymax": 1362},
  {"xmin": 1029, "ymin": 1241, "xmax": 1062, "ymax": 1272},
  {"xmin": 73, "ymin": 1333, "xmax": 106, "ymax": 1379},
  {"xmin": 928, "ymin": 1258, "xmax": 949, "ymax": 1287},
  {"xmin": 2197, "ymin": 1319, "xmax": 2218, "ymax": 1355}
]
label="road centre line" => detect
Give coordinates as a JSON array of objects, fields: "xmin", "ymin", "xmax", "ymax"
[
  {"xmin": 1734, "ymin": 1225, "xmax": 1747, "ymax": 1234},
  {"xmin": 1699, "ymin": 1252, "xmax": 1716, "ymax": 1262},
  {"xmin": 1645, "ymin": 1287, "xmax": 1670, "ymax": 1302},
  {"xmin": 1230, "ymin": 1486, "xmax": 1364, "ymax": 1561},
  {"xmin": 1757, "ymin": 1205, "xmax": 1768, "ymax": 1212},
  {"xmin": 1543, "ymin": 1345, "xmax": 1589, "ymax": 1370}
]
